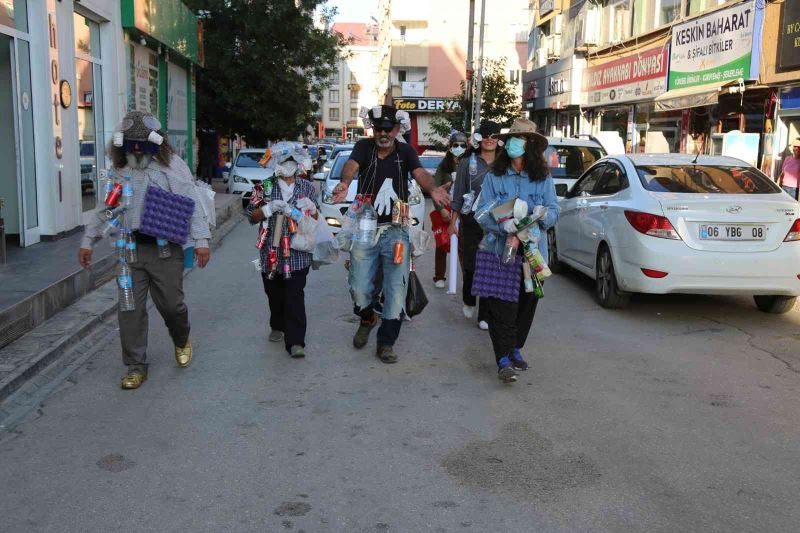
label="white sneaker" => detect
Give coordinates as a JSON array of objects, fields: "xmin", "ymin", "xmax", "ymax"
[
  {"xmin": 462, "ymin": 305, "xmax": 475, "ymax": 319},
  {"xmin": 478, "ymin": 320, "xmax": 489, "ymax": 330},
  {"xmin": 434, "ymin": 280, "xmax": 446, "ymax": 289}
]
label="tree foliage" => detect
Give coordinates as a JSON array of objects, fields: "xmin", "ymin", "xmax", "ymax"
[
  {"xmin": 184, "ymin": 0, "xmax": 349, "ymax": 144},
  {"xmin": 425, "ymin": 58, "xmax": 520, "ymax": 150}
]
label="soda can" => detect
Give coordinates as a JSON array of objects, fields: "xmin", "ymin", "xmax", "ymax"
[
  {"xmin": 256, "ymin": 226, "xmax": 269, "ymax": 249},
  {"xmin": 283, "ymin": 264, "xmax": 292, "ymax": 280},
  {"xmin": 263, "ymin": 179, "xmax": 273, "ymax": 196},
  {"xmin": 281, "ymin": 235, "xmax": 291, "ymax": 258},
  {"xmin": 287, "ymin": 218, "xmax": 298, "ymax": 234},
  {"xmin": 400, "ymin": 202, "xmax": 410, "ymax": 226},
  {"xmin": 391, "ymin": 202, "xmax": 403, "ymax": 225},
  {"xmin": 393, "ymin": 241, "xmax": 404, "ymax": 264},
  {"xmin": 105, "ymin": 182, "xmax": 123, "ymax": 207}
]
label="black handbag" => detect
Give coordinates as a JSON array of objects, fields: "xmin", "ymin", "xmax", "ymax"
[{"xmin": 405, "ymin": 270, "xmax": 429, "ymax": 317}]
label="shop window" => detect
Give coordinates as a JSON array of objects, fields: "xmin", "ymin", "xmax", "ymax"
[
  {"xmin": 74, "ymin": 11, "xmax": 103, "ymax": 214},
  {"xmin": 0, "ymin": 0, "xmax": 28, "ymax": 32},
  {"xmin": 329, "ymin": 108, "xmax": 339, "ymax": 121},
  {"xmin": 329, "ymin": 90, "xmax": 339, "ymax": 103},
  {"xmin": 686, "ymin": 0, "xmax": 734, "ymax": 16}
]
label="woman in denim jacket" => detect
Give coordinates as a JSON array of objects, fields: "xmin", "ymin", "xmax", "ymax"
[{"xmin": 473, "ymin": 119, "xmax": 559, "ymax": 383}]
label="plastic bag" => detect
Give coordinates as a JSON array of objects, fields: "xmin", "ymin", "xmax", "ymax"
[
  {"xmin": 405, "ymin": 271, "xmax": 429, "ymax": 317},
  {"xmin": 312, "ymin": 217, "xmax": 339, "ymax": 267},
  {"xmin": 291, "ymin": 214, "xmax": 317, "ymax": 252},
  {"xmin": 195, "ymin": 180, "xmax": 217, "ymax": 228},
  {"xmin": 409, "ymin": 225, "xmax": 430, "ymax": 257},
  {"xmin": 429, "ymin": 209, "xmax": 451, "ymax": 252}
]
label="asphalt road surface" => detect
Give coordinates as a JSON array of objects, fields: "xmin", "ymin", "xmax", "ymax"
[{"xmin": 2, "ymin": 219, "xmax": 800, "ymax": 532}]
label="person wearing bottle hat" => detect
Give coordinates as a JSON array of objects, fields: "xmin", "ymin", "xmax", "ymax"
[
  {"xmin": 472, "ymin": 118, "xmax": 559, "ymax": 383},
  {"xmin": 331, "ymin": 104, "xmax": 452, "ymax": 364},
  {"xmin": 778, "ymin": 138, "xmax": 800, "ymax": 200},
  {"xmin": 78, "ymin": 110, "xmax": 212, "ymax": 390}
]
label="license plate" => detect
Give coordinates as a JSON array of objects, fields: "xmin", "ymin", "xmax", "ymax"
[{"xmin": 699, "ymin": 224, "xmax": 766, "ymax": 241}]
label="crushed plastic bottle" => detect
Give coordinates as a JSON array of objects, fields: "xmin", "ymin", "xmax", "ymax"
[{"xmin": 355, "ymin": 201, "xmax": 377, "ymax": 246}]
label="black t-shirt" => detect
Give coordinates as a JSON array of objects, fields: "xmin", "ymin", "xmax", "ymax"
[{"xmin": 348, "ymin": 138, "xmax": 422, "ymax": 223}]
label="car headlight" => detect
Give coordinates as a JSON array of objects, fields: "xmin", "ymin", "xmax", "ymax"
[
  {"xmin": 322, "ymin": 189, "xmax": 334, "ymax": 204},
  {"xmin": 233, "ymin": 174, "xmax": 248, "ymax": 184}
]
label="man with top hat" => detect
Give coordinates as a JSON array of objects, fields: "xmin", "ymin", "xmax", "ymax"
[
  {"xmin": 332, "ymin": 104, "xmax": 451, "ymax": 363},
  {"xmin": 78, "ymin": 110, "xmax": 211, "ymax": 389}
]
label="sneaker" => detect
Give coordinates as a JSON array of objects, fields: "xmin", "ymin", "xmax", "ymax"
[
  {"xmin": 497, "ymin": 356, "xmax": 518, "ymax": 383},
  {"xmin": 509, "ymin": 348, "xmax": 529, "ymax": 371},
  {"xmin": 353, "ymin": 314, "xmax": 378, "ymax": 349},
  {"xmin": 269, "ymin": 330, "xmax": 284, "ymax": 342},
  {"xmin": 290, "ymin": 345, "xmax": 306, "ymax": 358},
  {"xmin": 478, "ymin": 320, "xmax": 489, "ymax": 331},
  {"xmin": 376, "ymin": 345, "xmax": 398, "ymax": 364},
  {"xmin": 462, "ymin": 305, "xmax": 475, "ymax": 319},
  {"xmin": 434, "ymin": 280, "xmax": 446, "ymax": 289}
]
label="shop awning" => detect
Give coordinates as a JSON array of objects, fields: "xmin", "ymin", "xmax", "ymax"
[{"xmin": 654, "ymin": 85, "xmax": 721, "ymax": 112}]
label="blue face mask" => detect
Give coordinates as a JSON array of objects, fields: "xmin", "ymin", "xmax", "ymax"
[
  {"xmin": 505, "ymin": 137, "xmax": 526, "ymax": 158},
  {"xmin": 450, "ymin": 146, "xmax": 466, "ymax": 157}
]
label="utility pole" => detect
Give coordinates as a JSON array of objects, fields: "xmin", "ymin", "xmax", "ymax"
[
  {"xmin": 464, "ymin": 0, "xmax": 476, "ymax": 133},
  {"xmin": 473, "ymin": 0, "xmax": 487, "ymax": 128}
]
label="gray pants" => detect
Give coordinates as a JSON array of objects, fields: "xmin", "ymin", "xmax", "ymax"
[{"xmin": 119, "ymin": 238, "xmax": 189, "ymax": 371}]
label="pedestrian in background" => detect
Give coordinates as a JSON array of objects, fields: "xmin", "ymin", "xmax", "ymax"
[
  {"xmin": 246, "ymin": 144, "xmax": 319, "ymax": 359},
  {"xmin": 78, "ymin": 111, "xmax": 212, "ymax": 389},
  {"xmin": 431, "ymin": 131, "xmax": 468, "ymax": 288},
  {"xmin": 449, "ymin": 120, "xmax": 502, "ymax": 330},
  {"xmin": 473, "ymin": 119, "xmax": 559, "ymax": 383},
  {"xmin": 778, "ymin": 138, "xmax": 800, "ymax": 200}
]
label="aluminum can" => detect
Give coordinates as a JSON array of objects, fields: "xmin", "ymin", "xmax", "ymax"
[
  {"xmin": 281, "ymin": 235, "xmax": 291, "ymax": 258},
  {"xmin": 287, "ymin": 218, "xmax": 298, "ymax": 234},
  {"xmin": 393, "ymin": 240, "xmax": 404, "ymax": 264},
  {"xmin": 283, "ymin": 264, "xmax": 292, "ymax": 280},
  {"xmin": 256, "ymin": 226, "xmax": 269, "ymax": 249},
  {"xmin": 105, "ymin": 182, "xmax": 123, "ymax": 207}
]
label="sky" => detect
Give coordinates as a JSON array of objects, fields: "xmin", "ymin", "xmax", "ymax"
[{"xmin": 327, "ymin": 0, "xmax": 378, "ymax": 24}]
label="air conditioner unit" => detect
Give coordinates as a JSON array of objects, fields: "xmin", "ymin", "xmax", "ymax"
[
  {"xmin": 584, "ymin": 8, "xmax": 600, "ymax": 46},
  {"xmin": 536, "ymin": 47, "xmax": 548, "ymax": 68},
  {"xmin": 546, "ymin": 34, "xmax": 561, "ymax": 60},
  {"xmin": 552, "ymin": 14, "xmax": 564, "ymax": 36}
]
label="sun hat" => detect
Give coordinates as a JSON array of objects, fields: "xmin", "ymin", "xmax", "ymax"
[{"xmin": 495, "ymin": 118, "xmax": 548, "ymax": 152}]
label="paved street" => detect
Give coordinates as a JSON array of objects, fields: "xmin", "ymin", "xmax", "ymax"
[{"xmin": 2, "ymin": 219, "xmax": 800, "ymax": 532}]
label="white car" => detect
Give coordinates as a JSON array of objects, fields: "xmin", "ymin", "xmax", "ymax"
[
  {"xmin": 551, "ymin": 154, "xmax": 800, "ymax": 313},
  {"xmin": 225, "ymin": 148, "xmax": 274, "ymax": 207},
  {"xmin": 320, "ymin": 151, "xmax": 425, "ymax": 234},
  {"xmin": 544, "ymin": 136, "xmax": 607, "ymax": 197}
]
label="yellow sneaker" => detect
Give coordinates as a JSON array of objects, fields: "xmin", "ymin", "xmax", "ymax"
[
  {"xmin": 120, "ymin": 369, "xmax": 147, "ymax": 389},
  {"xmin": 175, "ymin": 340, "xmax": 192, "ymax": 368}
]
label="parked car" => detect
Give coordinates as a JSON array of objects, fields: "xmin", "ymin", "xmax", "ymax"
[
  {"xmin": 319, "ymin": 144, "xmax": 355, "ymax": 177},
  {"xmin": 225, "ymin": 148, "xmax": 274, "ymax": 208},
  {"xmin": 545, "ymin": 136, "xmax": 607, "ymax": 197},
  {"xmin": 80, "ymin": 141, "xmax": 96, "ymax": 194},
  {"xmin": 320, "ymin": 150, "xmax": 425, "ymax": 233},
  {"xmin": 420, "ymin": 150, "xmax": 445, "ymax": 173},
  {"xmin": 551, "ymin": 154, "xmax": 800, "ymax": 313}
]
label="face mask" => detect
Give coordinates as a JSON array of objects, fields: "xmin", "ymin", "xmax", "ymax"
[
  {"xmin": 275, "ymin": 160, "xmax": 298, "ymax": 178},
  {"xmin": 450, "ymin": 146, "xmax": 466, "ymax": 157},
  {"xmin": 505, "ymin": 137, "xmax": 526, "ymax": 159}
]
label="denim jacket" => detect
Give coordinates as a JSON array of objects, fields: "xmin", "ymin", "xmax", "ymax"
[{"xmin": 474, "ymin": 168, "xmax": 560, "ymax": 262}]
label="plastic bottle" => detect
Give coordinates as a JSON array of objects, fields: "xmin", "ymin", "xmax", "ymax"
[
  {"xmin": 468, "ymin": 153, "xmax": 477, "ymax": 177},
  {"xmin": 501, "ymin": 235, "xmax": 520, "ymax": 265},
  {"xmin": 355, "ymin": 202, "xmax": 377, "ymax": 246},
  {"xmin": 157, "ymin": 239, "xmax": 171, "ymax": 258},
  {"xmin": 101, "ymin": 217, "xmax": 123, "ymax": 238},
  {"xmin": 115, "ymin": 235, "xmax": 126, "ymax": 260},
  {"xmin": 117, "ymin": 260, "xmax": 135, "ymax": 312},
  {"xmin": 125, "ymin": 231, "xmax": 138, "ymax": 263},
  {"xmin": 122, "ymin": 175, "xmax": 134, "ymax": 208}
]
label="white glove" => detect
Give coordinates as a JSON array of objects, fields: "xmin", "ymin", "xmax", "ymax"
[
  {"xmin": 530, "ymin": 205, "xmax": 548, "ymax": 221},
  {"xmin": 502, "ymin": 219, "xmax": 518, "ymax": 234},
  {"xmin": 296, "ymin": 197, "xmax": 317, "ymax": 215},
  {"xmin": 261, "ymin": 200, "xmax": 287, "ymax": 218},
  {"xmin": 374, "ymin": 178, "xmax": 399, "ymax": 216}
]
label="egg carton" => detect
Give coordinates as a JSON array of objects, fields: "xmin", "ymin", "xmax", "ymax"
[{"xmin": 139, "ymin": 185, "xmax": 195, "ymax": 245}]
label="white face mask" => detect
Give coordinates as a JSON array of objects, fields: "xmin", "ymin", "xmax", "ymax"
[
  {"xmin": 450, "ymin": 146, "xmax": 466, "ymax": 157},
  {"xmin": 275, "ymin": 160, "xmax": 298, "ymax": 178}
]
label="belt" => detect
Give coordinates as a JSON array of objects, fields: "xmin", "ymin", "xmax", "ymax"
[{"xmin": 132, "ymin": 231, "xmax": 158, "ymax": 244}]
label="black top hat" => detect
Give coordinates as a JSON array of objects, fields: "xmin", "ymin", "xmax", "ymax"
[
  {"xmin": 477, "ymin": 120, "xmax": 502, "ymax": 137},
  {"xmin": 368, "ymin": 105, "xmax": 400, "ymax": 129}
]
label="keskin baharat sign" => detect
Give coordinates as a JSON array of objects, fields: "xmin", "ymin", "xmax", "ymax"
[
  {"xmin": 779, "ymin": 0, "xmax": 800, "ymax": 70},
  {"xmin": 582, "ymin": 46, "xmax": 668, "ymax": 107},
  {"xmin": 392, "ymin": 98, "xmax": 461, "ymax": 113},
  {"xmin": 669, "ymin": 0, "xmax": 763, "ymax": 90}
]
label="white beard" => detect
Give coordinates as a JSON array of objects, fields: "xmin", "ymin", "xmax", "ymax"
[{"xmin": 126, "ymin": 152, "xmax": 153, "ymax": 170}]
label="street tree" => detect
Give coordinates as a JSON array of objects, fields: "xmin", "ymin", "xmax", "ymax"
[
  {"xmin": 426, "ymin": 58, "xmax": 520, "ymax": 150},
  {"xmin": 185, "ymin": 0, "xmax": 349, "ymax": 144}
]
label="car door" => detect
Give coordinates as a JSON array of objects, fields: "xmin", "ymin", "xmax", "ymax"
[
  {"xmin": 557, "ymin": 164, "xmax": 605, "ymax": 265},
  {"xmin": 579, "ymin": 162, "xmax": 629, "ymax": 266}
]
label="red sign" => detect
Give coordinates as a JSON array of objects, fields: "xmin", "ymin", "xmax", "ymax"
[{"xmin": 583, "ymin": 46, "xmax": 669, "ymax": 107}]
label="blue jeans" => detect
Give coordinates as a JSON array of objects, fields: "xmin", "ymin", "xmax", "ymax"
[
  {"xmin": 349, "ymin": 226, "xmax": 410, "ymax": 346},
  {"xmin": 782, "ymin": 186, "xmax": 798, "ymax": 200}
]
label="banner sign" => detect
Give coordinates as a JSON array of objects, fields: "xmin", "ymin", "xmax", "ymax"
[
  {"xmin": 392, "ymin": 97, "xmax": 461, "ymax": 113},
  {"xmin": 669, "ymin": 1, "xmax": 762, "ymax": 90},
  {"xmin": 582, "ymin": 46, "xmax": 668, "ymax": 107},
  {"xmin": 779, "ymin": 1, "xmax": 800, "ymax": 70}
]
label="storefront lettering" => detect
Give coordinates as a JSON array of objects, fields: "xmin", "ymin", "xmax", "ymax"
[
  {"xmin": 548, "ymin": 77, "xmax": 565, "ymax": 96},
  {"xmin": 674, "ymin": 9, "xmax": 751, "ymax": 45},
  {"xmin": 392, "ymin": 98, "xmax": 461, "ymax": 112},
  {"xmin": 779, "ymin": 2, "xmax": 800, "ymax": 69}
]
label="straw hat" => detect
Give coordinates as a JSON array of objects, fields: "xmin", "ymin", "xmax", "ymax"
[
  {"xmin": 496, "ymin": 118, "xmax": 548, "ymax": 152},
  {"xmin": 792, "ymin": 138, "xmax": 800, "ymax": 148}
]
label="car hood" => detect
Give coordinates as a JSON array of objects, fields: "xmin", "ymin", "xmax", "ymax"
[
  {"xmin": 324, "ymin": 178, "xmax": 359, "ymax": 202},
  {"xmin": 232, "ymin": 167, "xmax": 274, "ymax": 180}
]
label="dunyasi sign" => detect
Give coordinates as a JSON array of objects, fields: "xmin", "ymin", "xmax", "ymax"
[
  {"xmin": 669, "ymin": 0, "xmax": 763, "ymax": 90},
  {"xmin": 582, "ymin": 46, "xmax": 668, "ymax": 107},
  {"xmin": 392, "ymin": 98, "xmax": 461, "ymax": 113}
]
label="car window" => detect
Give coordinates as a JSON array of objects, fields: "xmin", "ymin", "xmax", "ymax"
[
  {"xmin": 80, "ymin": 143, "xmax": 95, "ymax": 157},
  {"xmin": 234, "ymin": 152, "xmax": 263, "ymax": 168},
  {"xmin": 592, "ymin": 164, "xmax": 628, "ymax": 196},
  {"xmin": 327, "ymin": 152, "xmax": 353, "ymax": 180},
  {"xmin": 567, "ymin": 164, "xmax": 606, "ymax": 198},
  {"xmin": 545, "ymin": 145, "xmax": 606, "ymax": 179},
  {"xmin": 636, "ymin": 165, "xmax": 781, "ymax": 194}
]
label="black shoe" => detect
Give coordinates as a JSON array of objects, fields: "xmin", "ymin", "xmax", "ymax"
[
  {"xmin": 497, "ymin": 356, "xmax": 518, "ymax": 383},
  {"xmin": 376, "ymin": 345, "xmax": 398, "ymax": 364},
  {"xmin": 353, "ymin": 314, "xmax": 378, "ymax": 349},
  {"xmin": 509, "ymin": 348, "xmax": 529, "ymax": 371}
]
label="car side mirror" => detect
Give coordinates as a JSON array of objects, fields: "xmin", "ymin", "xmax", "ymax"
[{"xmin": 313, "ymin": 172, "xmax": 326, "ymax": 181}]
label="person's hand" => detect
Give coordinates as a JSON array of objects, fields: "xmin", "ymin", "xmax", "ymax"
[
  {"xmin": 79, "ymin": 248, "xmax": 93, "ymax": 269},
  {"xmin": 439, "ymin": 209, "xmax": 451, "ymax": 223},
  {"xmin": 261, "ymin": 200, "xmax": 287, "ymax": 218},
  {"xmin": 447, "ymin": 219, "xmax": 458, "ymax": 237},
  {"xmin": 502, "ymin": 219, "xmax": 518, "ymax": 234},
  {"xmin": 430, "ymin": 183, "xmax": 452, "ymax": 209},
  {"xmin": 296, "ymin": 197, "xmax": 317, "ymax": 215},
  {"xmin": 332, "ymin": 182, "xmax": 349, "ymax": 203},
  {"xmin": 194, "ymin": 247, "xmax": 210, "ymax": 268}
]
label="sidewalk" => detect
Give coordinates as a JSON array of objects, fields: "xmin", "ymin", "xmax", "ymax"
[{"xmin": 0, "ymin": 192, "xmax": 243, "ymax": 402}]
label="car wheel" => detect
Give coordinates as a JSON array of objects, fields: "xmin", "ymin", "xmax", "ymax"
[
  {"xmin": 547, "ymin": 229, "xmax": 566, "ymax": 274},
  {"xmin": 595, "ymin": 245, "xmax": 630, "ymax": 309},
  {"xmin": 753, "ymin": 295, "xmax": 797, "ymax": 314}
]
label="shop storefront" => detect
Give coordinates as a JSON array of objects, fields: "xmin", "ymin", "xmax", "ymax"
[
  {"xmin": 121, "ymin": 0, "xmax": 201, "ymax": 171},
  {"xmin": 523, "ymin": 56, "xmax": 587, "ymax": 138},
  {"xmin": 392, "ymin": 96, "xmax": 462, "ymax": 150}
]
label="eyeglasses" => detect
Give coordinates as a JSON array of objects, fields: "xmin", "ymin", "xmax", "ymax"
[
  {"xmin": 451, "ymin": 143, "xmax": 466, "ymax": 148},
  {"xmin": 374, "ymin": 125, "xmax": 394, "ymax": 133},
  {"xmin": 122, "ymin": 140, "xmax": 159, "ymax": 155}
]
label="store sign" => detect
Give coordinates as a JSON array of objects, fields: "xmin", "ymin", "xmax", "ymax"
[
  {"xmin": 779, "ymin": 1, "xmax": 800, "ymax": 70},
  {"xmin": 781, "ymin": 87, "xmax": 800, "ymax": 110},
  {"xmin": 392, "ymin": 97, "xmax": 461, "ymax": 113},
  {"xmin": 525, "ymin": 56, "xmax": 580, "ymax": 111},
  {"xmin": 123, "ymin": 0, "xmax": 200, "ymax": 63},
  {"xmin": 583, "ymin": 46, "xmax": 668, "ymax": 107},
  {"xmin": 669, "ymin": 1, "xmax": 761, "ymax": 90},
  {"xmin": 130, "ymin": 43, "xmax": 159, "ymax": 115},
  {"xmin": 540, "ymin": 0, "xmax": 556, "ymax": 17},
  {"xmin": 401, "ymin": 82, "xmax": 424, "ymax": 97}
]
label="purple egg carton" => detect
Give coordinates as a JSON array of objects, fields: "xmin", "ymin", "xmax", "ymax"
[
  {"xmin": 471, "ymin": 250, "xmax": 522, "ymax": 302},
  {"xmin": 139, "ymin": 185, "xmax": 195, "ymax": 245}
]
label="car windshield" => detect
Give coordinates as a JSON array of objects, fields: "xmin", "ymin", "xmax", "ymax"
[
  {"xmin": 234, "ymin": 152, "xmax": 263, "ymax": 168},
  {"xmin": 420, "ymin": 156, "xmax": 443, "ymax": 170},
  {"xmin": 307, "ymin": 146, "xmax": 318, "ymax": 157},
  {"xmin": 636, "ymin": 165, "xmax": 782, "ymax": 194},
  {"xmin": 544, "ymin": 145, "xmax": 605, "ymax": 179},
  {"xmin": 328, "ymin": 152, "xmax": 353, "ymax": 180}
]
